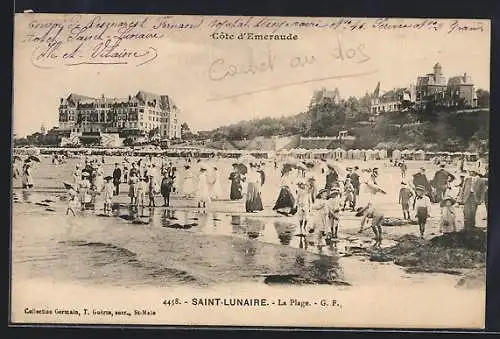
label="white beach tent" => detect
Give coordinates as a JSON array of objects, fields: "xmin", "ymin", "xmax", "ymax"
[
  {"xmin": 352, "ymin": 149, "xmax": 361, "ymax": 160},
  {"xmin": 378, "ymin": 149, "xmax": 388, "ymax": 160},
  {"xmin": 414, "ymin": 149, "xmax": 425, "ymax": 161},
  {"xmin": 346, "ymin": 149, "xmax": 354, "ymax": 160},
  {"xmin": 366, "ymin": 149, "xmax": 375, "ymax": 160},
  {"xmin": 392, "ymin": 149, "xmax": 401, "ymax": 161}
]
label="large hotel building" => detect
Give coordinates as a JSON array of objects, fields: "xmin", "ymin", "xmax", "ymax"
[{"xmin": 58, "ymin": 90, "xmax": 181, "ymax": 145}]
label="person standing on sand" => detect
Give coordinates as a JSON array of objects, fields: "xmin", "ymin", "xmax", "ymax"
[
  {"xmin": 439, "ymin": 196, "xmax": 457, "ymax": 234},
  {"xmin": 431, "ymin": 164, "xmax": 455, "ymax": 203},
  {"xmin": 112, "ymin": 163, "xmax": 122, "ymax": 196},
  {"xmin": 296, "ymin": 181, "xmax": 312, "ymax": 235},
  {"xmin": 458, "ymin": 169, "xmax": 487, "ymax": 230},
  {"xmin": 399, "ymin": 160, "xmax": 407, "ymax": 178},
  {"xmin": 412, "ymin": 167, "xmax": 431, "ymax": 196},
  {"xmin": 102, "ymin": 176, "xmax": 114, "ymax": 216},
  {"xmin": 273, "ymin": 164, "xmax": 298, "ymax": 216},
  {"xmin": 245, "ymin": 164, "xmax": 264, "ymax": 213},
  {"xmin": 197, "ymin": 166, "xmax": 211, "ymax": 211},
  {"xmin": 229, "ymin": 163, "xmax": 244, "ymax": 200},
  {"xmin": 350, "ymin": 166, "xmax": 360, "ymax": 209},
  {"xmin": 182, "ymin": 165, "xmax": 196, "ymax": 199},
  {"xmin": 160, "ymin": 169, "xmax": 175, "ymax": 207},
  {"xmin": 398, "ymin": 181, "xmax": 413, "ymax": 220},
  {"xmin": 413, "ymin": 185, "xmax": 432, "ymax": 239}
]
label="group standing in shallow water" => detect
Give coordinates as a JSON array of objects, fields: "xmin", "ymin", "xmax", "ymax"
[{"xmin": 13, "ymin": 153, "xmax": 488, "ymax": 249}]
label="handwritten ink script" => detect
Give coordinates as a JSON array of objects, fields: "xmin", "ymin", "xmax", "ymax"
[
  {"xmin": 21, "ymin": 15, "xmax": 203, "ymax": 68},
  {"xmin": 208, "ymin": 38, "xmax": 370, "ymax": 82},
  {"xmin": 18, "ymin": 14, "xmax": 486, "ymax": 69},
  {"xmin": 206, "ymin": 17, "xmax": 485, "ymax": 34}
]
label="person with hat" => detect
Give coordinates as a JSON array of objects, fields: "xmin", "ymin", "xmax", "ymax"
[
  {"xmin": 342, "ymin": 177, "xmax": 355, "ymax": 212},
  {"xmin": 182, "ymin": 165, "xmax": 196, "ymax": 199},
  {"xmin": 147, "ymin": 173, "xmax": 157, "ymax": 208},
  {"xmin": 296, "ymin": 180, "xmax": 312, "ymax": 234},
  {"xmin": 310, "ymin": 188, "xmax": 331, "ymax": 247},
  {"xmin": 102, "ymin": 176, "xmax": 115, "ymax": 216},
  {"xmin": 431, "ymin": 164, "xmax": 455, "ymax": 203},
  {"xmin": 229, "ymin": 163, "xmax": 244, "ymax": 200},
  {"xmin": 398, "ymin": 181, "xmax": 414, "ymax": 220},
  {"xmin": 413, "ymin": 185, "xmax": 432, "ymax": 239},
  {"xmin": 78, "ymin": 172, "xmax": 91, "ymax": 211},
  {"xmin": 399, "ymin": 160, "xmax": 408, "ymax": 178},
  {"xmin": 439, "ymin": 195, "xmax": 457, "ymax": 234},
  {"xmin": 458, "ymin": 168, "xmax": 487, "ymax": 230},
  {"xmin": 324, "ymin": 164, "xmax": 339, "ymax": 190},
  {"xmin": 136, "ymin": 176, "xmax": 147, "ymax": 209},
  {"xmin": 112, "ymin": 163, "xmax": 122, "ymax": 196},
  {"xmin": 22, "ymin": 160, "xmax": 34, "ymax": 189},
  {"xmin": 273, "ymin": 164, "xmax": 298, "ymax": 217},
  {"xmin": 350, "ymin": 166, "xmax": 361, "ymax": 209},
  {"xmin": 160, "ymin": 168, "xmax": 176, "ymax": 207},
  {"xmin": 328, "ymin": 188, "xmax": 342, "ymax": 239},
  {"xmin": 72, "ymin": 164, "xmax": 81, "ymax": 184},
  {"xmin": 245, "ymin": 163, "xmax": 264, "ymax": 213},
  {"xmin": 197, "ymin": 165, "xmax": 211, "ymax": 211},
  {"xmin": 412, "ymin": 167, "xmax": 431, "ymax": 196}
]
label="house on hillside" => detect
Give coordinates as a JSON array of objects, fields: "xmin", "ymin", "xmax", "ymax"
[
  {"xmin": 370, "ymin": 82, "xmax": 415, "ymax": 114},
  {"xmin": 415, "ymin": 63, "xmax": 478, "ymax": 110}
]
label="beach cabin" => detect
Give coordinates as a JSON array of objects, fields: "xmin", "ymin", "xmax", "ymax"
[
  {"xmin": 401, "ymin": 149, "xmax": 412, "ymax": 160},
  {"xmin": 414, "ymin": 149, "xmax": 425, "ymax": 161},
  {"xmin": 333, "ymin": 148, "xmax": 346, "ymax": 160},
  {"xmin": 366, "ymin": 149, "xmax": 376, "ymax": 160},
  {"xmin": 351, "ymin": 149, "xmax": 361, "ymax": 160},
  {"xmin": 391, "ymin": 149, "xmax": 401, "ymax": 161},
  {"xmin": 377, "ymin": 149, "xmax": 388, "ymax": 160},
  {"xmin": 346, "ymin": 149, "xmax": 354, "ymax": 160}
]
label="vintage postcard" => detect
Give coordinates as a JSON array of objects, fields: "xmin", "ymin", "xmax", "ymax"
[{"xmin": 11, "ymin": 14, "xmax": 490, "ymax": 328}]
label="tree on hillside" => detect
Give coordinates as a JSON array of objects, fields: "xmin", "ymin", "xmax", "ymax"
[{"xmin": 476, "ymin": 89, "xmax": 490, "ymax": 108}]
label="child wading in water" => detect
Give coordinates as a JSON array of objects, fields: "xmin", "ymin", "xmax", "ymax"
[
  {"xmin": 328, "ymin": 188, "xmax": 342, "ymax": 239},
  {"xmin": 296, "ymin": 181, "xmax": 312, "ymax": 235},
  {"xmin": 398, "ymin": 181, "xmax": 413, "ymax": 220},
  {"xmin": 66, "ymin": 186, "xmax": 79, "ymax": 216},
  {"xmin": 413, "ymin": 185, "xmax": 432, "ymax": 239}
]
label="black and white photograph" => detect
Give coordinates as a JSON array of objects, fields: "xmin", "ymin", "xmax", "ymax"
[{"xmin": 11, "ymin": 14, "xmax": 490, "ymax": 328}]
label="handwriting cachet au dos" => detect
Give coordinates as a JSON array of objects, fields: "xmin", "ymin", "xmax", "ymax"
[{"xmin": 208, "ymin": 38, "xmax": 370, "ymax": 81}]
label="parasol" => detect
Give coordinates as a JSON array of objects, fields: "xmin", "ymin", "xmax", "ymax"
[
  {"xmin": 63, "ymin": 181, "xmax": 78, "ymax": 190},
  {"xmin": 295, "ymin": 162, "xmax": 307, "ymax": 170},
  {"xmin": 28, "ymin": 155, "xmax": 41, "ymax": 162}
]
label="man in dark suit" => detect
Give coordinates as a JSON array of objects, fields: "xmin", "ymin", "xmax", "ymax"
[
  {"xmin": 458, "ymin": 169, "xmax": 487, "ymax": 230},
  {"xmin": 432, "ymin": 164, "xmax": 455, "ymax": 202},
  {"xmin": 412, "ymin": 167, "xmax": 431, "ymax": 195},
  {"xmin": 349, "ymin": 166, "xmax": 361, "ymax": 209},
  {"xmin": 112, "ymin": 163, "xmax": 122, "ymax": 195}
]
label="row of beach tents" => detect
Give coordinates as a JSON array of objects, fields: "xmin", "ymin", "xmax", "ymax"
[
  {"xmin": 278, "ymin": 148, "xmax": 480, "ymax": 161},
  {"xmin": 13, "ymin": 146, "xmax": 481, "ymax": 162}
]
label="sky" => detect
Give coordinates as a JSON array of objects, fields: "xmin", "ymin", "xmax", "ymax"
[{"xmin": 13, "ymin": 14, "xmax": 491, "ymax": 137}]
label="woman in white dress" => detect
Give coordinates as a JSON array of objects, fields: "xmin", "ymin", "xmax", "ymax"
[
  {"xmin": 22, "ymin": 162, "xmax": 34, "ymax": 189},
  {"xmin": 209, "ymin": 166, "xmax": 223, "ymax": 200},
  {"xmin": 196, "ymin": 166, "xmax": 211, "ymax": 210},
  {"xmin": 182, "ymin": 165, "xmax": 195, "ymax": 198}
]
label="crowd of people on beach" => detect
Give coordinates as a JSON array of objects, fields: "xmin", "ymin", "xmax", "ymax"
[{"xmin": 13, "ymin": 153, "xmax": 488, "ymax": 248}]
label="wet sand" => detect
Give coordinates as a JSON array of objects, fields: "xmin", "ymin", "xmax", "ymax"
[{"xmin": 10, "ymin": 156, "xmax": 487, "ymax": 327}]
